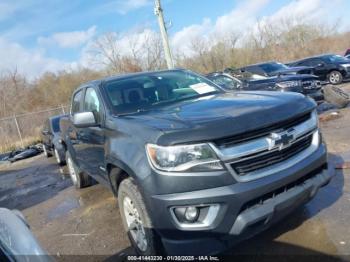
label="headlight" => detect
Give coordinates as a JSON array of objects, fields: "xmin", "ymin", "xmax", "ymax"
[
  {"xmin": 276, "ymin": 81, "xmax": 300, "ymax": 89},
  {"xmin": 311, "ymin": 109, "xmax": 319, "ymax": 127},
  {"xmin": 146, "ymin": 143, "xmax": 224, "ymax": 172}
]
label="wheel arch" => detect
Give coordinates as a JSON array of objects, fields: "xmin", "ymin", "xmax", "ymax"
[
  {"xmin": 328, "ymin": 68, "xmax": 346, "ymax": 77},
  {"xmin": 106, "ymin": 161, "xmax": 137, "ymax": 196}
]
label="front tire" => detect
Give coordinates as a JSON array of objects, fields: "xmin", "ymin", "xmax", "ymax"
[
  {"xmin": 118, "ymin": 178, "xmax": 162, "ymax": 255},
  {"xmin": 66, "ymin": 151, "xmax": 91, "ymax": 189},
  {"xmin": 328, "ymin": 70, "xmax": 343, "ymax": 85}
]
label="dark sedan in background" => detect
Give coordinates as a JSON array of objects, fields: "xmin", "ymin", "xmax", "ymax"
[
  {"xmin": 42, "ymin": 114, "xmax": 67, "ymax": 165},
  {"xmin": 206, "ymin": 71, "xmax": 323, "ymax": 102},
  {"xmin": 238, "ymin": 61, "xmax": 313, "ymax": 77},
  {"xmin": 288, "ymin": 54, "xmax": 350, "ymax": 85}
]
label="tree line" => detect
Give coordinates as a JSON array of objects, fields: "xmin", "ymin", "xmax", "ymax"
[{"xmin": 0, "ymin": 17, "xmax": 349, "ymax": 118}]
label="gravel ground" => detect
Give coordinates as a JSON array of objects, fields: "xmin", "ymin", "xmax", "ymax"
[{"xmin": 1, "ymin": 84, "xmax": 350, "ymax": 261}]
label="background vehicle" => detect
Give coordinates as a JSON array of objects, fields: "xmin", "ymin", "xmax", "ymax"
[
  {"xmin": 346, "ymin": 54, "xmax": 350, "ymax": 60},
  {"xmin": 206, "ymin": 71, "xmax": 323, "ymax": 102},
  {"xmin": 238, "ymin": 61, "xmax": 313, "ymax": 77},
  {"xmin": 0, "ymin": 208, "xmax": 49, "ymax": 262},
  {"xmin": 42, "ymin": 114, "xmax": 67, "ymax": 165},
  {"xmin": 288, "ymin": 54, "xmax": 350, "ymax": 85},
  {"xmin": 61, "ymin": 69, "xmax": 333, "ymax": 255}
]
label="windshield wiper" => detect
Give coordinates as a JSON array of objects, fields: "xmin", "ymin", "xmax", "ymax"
[
  {"xmin": 116, "ymin": 108, "xmax": 150, "ymax": 116},
  {"xmin": 152, "ymin": 91, "xmax": 220, "ymax": 107}
]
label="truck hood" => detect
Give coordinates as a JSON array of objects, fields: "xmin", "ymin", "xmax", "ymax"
[{"xmin": 121, "ymin": 92, "xmax": 315, "ymax": 145}]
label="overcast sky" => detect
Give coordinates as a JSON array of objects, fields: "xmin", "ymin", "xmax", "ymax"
[{"xmin": 0, "ymin": 0, "xmax": 349, "ymax": 78}]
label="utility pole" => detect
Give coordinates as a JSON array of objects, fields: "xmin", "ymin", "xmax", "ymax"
[{"xmin": 154, "ymin": 0, "xmax": 174, "ymax": 69}]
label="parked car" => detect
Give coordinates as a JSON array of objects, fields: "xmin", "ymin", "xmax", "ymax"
[
  {"xmin": 238, "ymin": 61, "xmax": 313, "ymax": 77},
  {"xmin": 41, "ymin": 114, "xmax": 67, "ymax": 165},
  {"xmin": 0, "ymin": 208, "xmax": 49, "ymax": 262},
  {"xmin": 60, "ymin": 69, "xmax": 333, "ymax": 255},
  {"xmin": 288, "ymin": 54, "xmax": 350, "ymax": 85},
  {"xmin": 206, "ymin": 71, "xmax": 323, "ymax": 102}
]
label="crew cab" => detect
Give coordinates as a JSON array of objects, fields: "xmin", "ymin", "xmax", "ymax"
[{"xmin": 60, "ymin": 69, "xmax": 333, "ymax": 255}]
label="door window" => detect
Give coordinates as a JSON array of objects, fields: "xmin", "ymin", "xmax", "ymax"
[
  {"xmin": 84, "ymin": 87, "xmax": 102, "ymax": 122},
  {"xmin": 71, "ymin": 90, "xmax": 83, "ymax": 114}
]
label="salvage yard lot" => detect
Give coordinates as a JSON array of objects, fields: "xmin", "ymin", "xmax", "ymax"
[{"xmin": 1, "ymin": 91, "xmax": 350, "ymax": 260}]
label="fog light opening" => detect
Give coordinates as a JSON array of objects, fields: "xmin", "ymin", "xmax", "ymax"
[{"xmin": 184, "ymin": 206, "xmax": 199, "ymax": 222}]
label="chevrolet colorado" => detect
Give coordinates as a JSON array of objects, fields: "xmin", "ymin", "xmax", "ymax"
[{"xmin": 60, "ymin": 69, "xmax": 333, "ymax": 255}]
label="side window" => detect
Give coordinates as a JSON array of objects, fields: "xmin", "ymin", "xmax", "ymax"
[
  {"xmin": 84, "ymin": 87, "xmax": 102, "ymax": 122},
  {"xmin": 313, "ymin": 59, "xmax": 324, "ymax": 66},
  {"xmin": 299, "ymin": 59, "xmax": 315, "ymax": 66},
  {"xmin": 71, "ymin": 90, "xmax": 83, "ymax": 114}
]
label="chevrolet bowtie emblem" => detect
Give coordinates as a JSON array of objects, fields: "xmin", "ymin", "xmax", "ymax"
[{"xmin": 267, "ymin": 129, "xmax": 295, "ymax": 150}]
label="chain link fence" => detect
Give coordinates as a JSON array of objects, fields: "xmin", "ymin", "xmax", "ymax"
[{"xmin": 0, "ymin": 105, "xmax": 69, "ymax": 153}]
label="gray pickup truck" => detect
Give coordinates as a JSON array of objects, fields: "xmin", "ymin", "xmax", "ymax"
[{"xmin": 60, "ymin": 69, "xmax": 333, "ymax": 255}]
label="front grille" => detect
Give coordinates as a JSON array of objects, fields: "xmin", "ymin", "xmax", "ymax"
[
  {"xmin": 239, "ymin": 163, "xmax": 327, "ymax": 213},
  {"xmin": 214, "ymin": 112, "xmax": 311, "ymax": 147},
  {"xmin": 231, "ymin": 133, "xmax": 313, "ymax": 176},
  {"xmin": 302, "ymin": 80, "xmax": 321, "ymax": 90}
]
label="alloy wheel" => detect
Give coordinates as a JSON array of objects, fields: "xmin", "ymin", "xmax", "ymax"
[
  {"xmin": 123, "ymin": 196, "xmax": 148, "ymax": 252},
  {"xmin": 329, "ymin": 72, "xmax": 340, "ymax": 84}
]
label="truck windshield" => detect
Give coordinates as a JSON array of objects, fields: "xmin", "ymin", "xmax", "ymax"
[{"xmin": 103, "ymin": 70, "xmax": 222, "ymax": 115}]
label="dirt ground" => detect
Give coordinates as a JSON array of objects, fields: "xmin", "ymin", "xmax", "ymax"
[{"xmin": 1, "ymin": 88, "xmax": 350, "ymax": 261}]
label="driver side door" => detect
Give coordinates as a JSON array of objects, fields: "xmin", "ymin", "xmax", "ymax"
[{"xmin": 76, "ymin": 86, "xmax": 107, "ymax": 184}]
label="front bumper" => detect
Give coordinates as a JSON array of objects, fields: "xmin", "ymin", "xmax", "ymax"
[{"xmin": 149, "ymin": 144, "xmax": 333, "ymax": 255}]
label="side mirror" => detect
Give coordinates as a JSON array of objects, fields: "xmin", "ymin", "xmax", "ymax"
[{"xmin": 73, "ymin": 112, "xmax": 97, "ymax": 128}]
